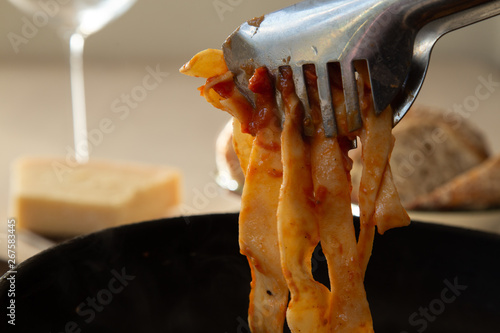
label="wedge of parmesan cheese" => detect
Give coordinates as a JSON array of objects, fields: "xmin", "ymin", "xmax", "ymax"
[{"xmin": 10, "ymin": 157, "xmax": 182, "ymax": 237}]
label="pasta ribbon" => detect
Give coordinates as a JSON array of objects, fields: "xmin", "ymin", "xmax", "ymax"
[{"xmin": 181, "ymin": 50, "xmax": 410, "ymax": 333}]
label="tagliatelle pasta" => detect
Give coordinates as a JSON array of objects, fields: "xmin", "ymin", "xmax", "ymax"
[{"xmin": 181, "ymin": 49, "xmax": 410, "ymax": 332}]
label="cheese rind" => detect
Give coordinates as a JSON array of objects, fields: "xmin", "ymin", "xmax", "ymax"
[{"xmin": 10, "ymin": 157, "xmax": 182, "ymax": 237}]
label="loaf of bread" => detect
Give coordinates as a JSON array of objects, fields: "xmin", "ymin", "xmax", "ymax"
[
  {"xmin": 409, "ymin": 154, "xmax": 500, "ymax": 210},
  {"xmin": 350, "ymin": 105, "xmax": 493, "ymax": 210}
]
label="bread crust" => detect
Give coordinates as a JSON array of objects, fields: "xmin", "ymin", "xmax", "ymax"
[
  {"xmin": 350, "ymin": 105, "xmax": 491, "ymax": 209},
  {"xmin": 409, "ymin": 155, "xmax": 500, "ymax": 210}
]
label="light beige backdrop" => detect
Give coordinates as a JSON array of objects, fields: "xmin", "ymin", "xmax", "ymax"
[{"xmin": 1, "ymin": 1, "xmax": 500, "ymax": 247}]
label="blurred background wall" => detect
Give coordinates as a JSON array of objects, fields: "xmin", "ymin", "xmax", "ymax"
[
  {"xmin": 0, "ymin": 1, "xmax": 499, "ymax": 235},
  {"xmin": 1, "ymin": 0, "xmax": 500, "ymax": 64}
]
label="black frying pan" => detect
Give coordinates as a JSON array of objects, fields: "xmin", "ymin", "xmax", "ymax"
[{"xmin": 0, "ymin": 213, "xmax": 499, "ymax": 332}]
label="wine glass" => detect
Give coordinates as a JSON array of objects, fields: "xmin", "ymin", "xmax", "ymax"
[{"xmin": 9, "ymin": 0, "xmax": 137, "ymax": 163}]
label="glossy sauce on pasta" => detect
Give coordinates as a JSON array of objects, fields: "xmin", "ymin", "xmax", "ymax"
[{"xmin": 181, "ymin": 49, "xmax": 410, "ymax": 333}]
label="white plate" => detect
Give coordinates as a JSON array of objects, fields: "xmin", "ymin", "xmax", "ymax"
[
  {"xmin": 408, "ymin": 209, "xmax": 500, "ymax": 234},
  {"xmin": 352, "ymin": 204, "xmax": 500, "ymax": 234}
]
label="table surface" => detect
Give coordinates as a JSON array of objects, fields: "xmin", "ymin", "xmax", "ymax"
[{"xmin": 1, "ymin": 55, "xmax": 500, "ymax": 262}]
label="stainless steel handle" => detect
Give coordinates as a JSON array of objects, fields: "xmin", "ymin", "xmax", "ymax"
[
  {"xmin": 406, "ymin": 0, "xmax": 500, "ymax": 32},
  {"xmin": 392, "ymin": 0, "xmax": 500, "ymax": 125}
]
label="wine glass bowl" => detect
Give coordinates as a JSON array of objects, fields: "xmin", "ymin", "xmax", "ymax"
[
  {"xmin": 8, "ymin": 0, "xmax": 137, "ymax": 163},
  {"xmin": 9, "ymin": 0, "xmax": 136, "ymax": 37}
]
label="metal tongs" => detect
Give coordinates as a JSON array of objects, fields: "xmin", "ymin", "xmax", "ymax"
[{"xmin": 222, "ymin": 0, "xmax": 500, "ymax": 137}]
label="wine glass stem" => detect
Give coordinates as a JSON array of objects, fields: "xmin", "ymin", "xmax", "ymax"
[{"xmin": 69, "ymin": 32, "xmax": 89, "ymax": 164}]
